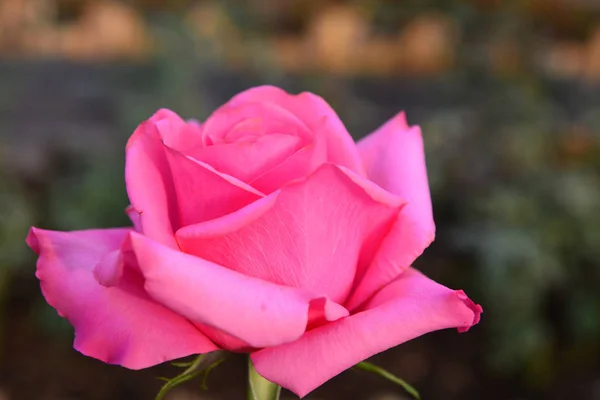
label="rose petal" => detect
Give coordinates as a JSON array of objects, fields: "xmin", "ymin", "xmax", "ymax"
[
  {"xmin": 249, "ymin": 122, "xmax": 328, "ymax": 193},
  {"xmin": 201, "ymin": 101, "xmax": 313, "ymax": 145},
  {"xmin": 129, "ymin": 232, "xmax": 333, "ymax": 349},
  {"xmin": 193, "ymin": 323, "xmax": 255, "ymax": 352},
  {"xmin": 177, "ymin": 163, "xmax": 404, "ymax": 304},
  {"xmin": 125, "ymin": 205, "xmax": 142, "ymax": 232},
  {"xmin": 307, "ymin": 297, "xmax": 349, "ymax": 331},
  {"xmin": 189, "ymin": 133, "xmax": 303, "ymax": 184},
  {"xmin": 347, "ymin": 113, "xmax": 435, "ymax": 309},
  {"xmin": 189, "ymin": 101, "xmax": 311, "ymax": 183},
  {"xmin": 227, "ymin": 86, "xmax": 367, "ymax": 176},
  {"xmin": 150, "ymin": 108, "xmax": 204, "ymax": 153},
  {"xmin": 125, "ymin": 121, "xmax": 178, "ymax": 247},
  {"xmin": 26, "ymin": 227, "xmax": 217, "ymax": 369},
  {"xmin": 93, "ymin": 249, "xmax": 123, "ymax": 287},
  {"xmin": 195, "ymin": 297, "xmax": 349, "ymax": 353},
  {"xmin": 163, "ymin": 145, "xmax": 264, "ymax": 226},
  {"xmin": 92, "ymin": 227, "xmax": 337, "ymax": 353},
  {"xmin": 196, "ymin": 297, "xmax": 348, "ymax": 351},
  {"xmin": 251, "ymin": 268, "xmax": 482, "ymax": 397}
]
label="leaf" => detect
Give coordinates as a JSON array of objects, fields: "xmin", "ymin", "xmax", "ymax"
[
  {"xmin": 248, "ymin": 358, "xmax": 281, "ymax": 400},
  {"xmin": 155, "ymin": 351, "xmax": 226, "ymax": 400},
  {"xmin": 354, "ymin": 361, "xmax": 421, "ymax": 400}
]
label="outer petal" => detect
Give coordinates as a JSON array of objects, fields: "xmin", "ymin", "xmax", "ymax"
[
  {"xmin": 347, "ymin": 113, "xmax": 435, "ymax": 309},
  {"xmin": 129, "ymin": 232, "xmax": 341, "ymax": 349},
  {"xmin": 164, "ymin": 145, "xmax": 264, "ymax": 226},
  {"xmin": 125, "ymin": 121, "xmax": 178, "ymax": 247},
  {"xmin": 251, "ymin": 268, "xmax": 482, "ymax": 398},
  {"xmin": 226, "ymin": 85, "xmax": 367, "ymax": 176},
  {"xmin": 176, "ymin": 163, "xmax": 404, "ymax": 304},
  {"xmin": 26, "ymin": 227, "xmax": 217, "ymax": 369},
  {"xmin": 194, "ymin": 297, "xmax": 349, "ymax": 351}
]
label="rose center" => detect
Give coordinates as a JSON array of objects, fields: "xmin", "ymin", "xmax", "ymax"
[{"xmin": 223, "ymin": 118, "xmax": 274, "ymax": 144}]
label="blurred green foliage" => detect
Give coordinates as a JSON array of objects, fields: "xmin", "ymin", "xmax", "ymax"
[{"xmin": 423, "ymin": 80, "xmax": 600, "ymax": 380}]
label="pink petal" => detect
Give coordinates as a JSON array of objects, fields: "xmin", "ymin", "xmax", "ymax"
[
  {"xmin": 347, "ymin": 113, "xmax": 435, "ymax": 309},
  {"xmin": 150, "ymin": 108, "xmax": 204, "ymax": 153},
  {"xmin": 163, "ymin": 145, "xmax": 264, "ymax": 226},
  {"xmin": 249, "ymin": 123, "xmax": 327, "ymax": 194},
  {"xmin": 189, "ymin": 133, "xmax": 303, "ymax": 184},
  {"xmin": 307, "ymin": 297, "xmax": 349, "ymax": 330},
  {"xmin": 93, "ymin": 249, "xmax": 123, "ymax": 287},
  {"xmin": 125, "ymin": 121, "xmax": 178, "ymax": 247},
  {"xmin": 26, "ymin": 227, "xmax": 217, "ymax": 369},
  {"xmin": 193, "ymin": 323, "xmax": 255, "ymax": 352},
  {"xmin": 125, "ymin": 205, "xmax": 142, "ymax": 232},
  {"xmin": 176, "ymin": 163, "xmax": 403, "ymax": 304},
  {"xmin": 129, "ymin": 232, "xmax": 328, "ymax": 349},
  {"xmin": 251, "ymin": 268, "xmax": 482, "ymax": 397},
  {"xmin": 226, "ymin": 85, "xmax": 367, "ymax": 176},
  {"xmin": 195, "ymin": 296, "xmax": 348, "ymax": 351},
  {"xmin": 201, "ymin": 101, "xmax": 313, "ymax": 145}
]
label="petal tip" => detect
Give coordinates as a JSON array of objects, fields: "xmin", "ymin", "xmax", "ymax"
[
  {"xmin": 125, "ymin": 120, "xmax": 155, "ymax": 150},
  {"xmin": 389, "ymin": 112, "xmax": 423, "ymax": 141},
  {"xmin": 455, "ymin": 290, "xmax": 483, "ymax": 333},
  {"xmin": 26, "ymin": 227, "xmax": 41, "ymax": 254},
  {"xmin": 396, "ymin": 111, "xmax": 409, "ymax": 129},
  {"xmin": 149, "ymin": 108, "xmax": 182, "ymax": 122},
  {"xmin": 395, "ymin": 111, "xmax": 422, "ymax": 133}
]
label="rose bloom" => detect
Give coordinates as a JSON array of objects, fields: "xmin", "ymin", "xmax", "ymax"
[{"xmin": 27, "ymin": 86, "xmax": 481, "ymax": 397}]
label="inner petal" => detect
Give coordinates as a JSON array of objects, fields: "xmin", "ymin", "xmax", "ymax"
[
  {"xmin": 201, "ymin": 102, "xmax": 313, "ymax": 146},
  {"xmin": 149, "ymin": 108, "xmax": 204, "ymax": 154},
  {"xmin": 188, "ymin": 133, "xmax": 303, "ymax": 183},
  {"xmin": 224, "ymin": 118, "xmax": 266, "ymax": 143}
]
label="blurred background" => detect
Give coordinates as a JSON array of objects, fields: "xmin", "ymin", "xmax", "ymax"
[{"xmin": 1, "ymin": 0, "xmax": 599, "ymax": 399}]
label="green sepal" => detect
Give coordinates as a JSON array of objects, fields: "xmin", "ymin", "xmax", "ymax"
[
  {"xmin": 200, "ymin": 357, "xmax": 225, "ymax": 390},
  {"xmin": 155, "ymin": 351, "xmax": 226, "ymax": 400},
  {"xmin": 171, "ymin": 360, "xmax": 195, "ymax": 368},
  {"xmin": 354, "ymin": 361, "xmax": 421, "ymax": 400}
]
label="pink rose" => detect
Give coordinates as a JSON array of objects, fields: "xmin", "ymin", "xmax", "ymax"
[{"xmin": 27, "ymin": 86, "xmax": 481, "ymax": 397}]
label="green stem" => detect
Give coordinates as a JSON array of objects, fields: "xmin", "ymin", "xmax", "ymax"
[
  {"xmin": 354, "ymin": 361, "xmax": 421, "ymax": 400},
  {"xmin": 248, "ymin": 357, "xmax": 281, "ymax": 400}
]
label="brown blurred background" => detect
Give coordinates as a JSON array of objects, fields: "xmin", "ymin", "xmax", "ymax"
[{"xmin": 1, "ymin": 0, "xmax": 600, "ymax": 399}]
